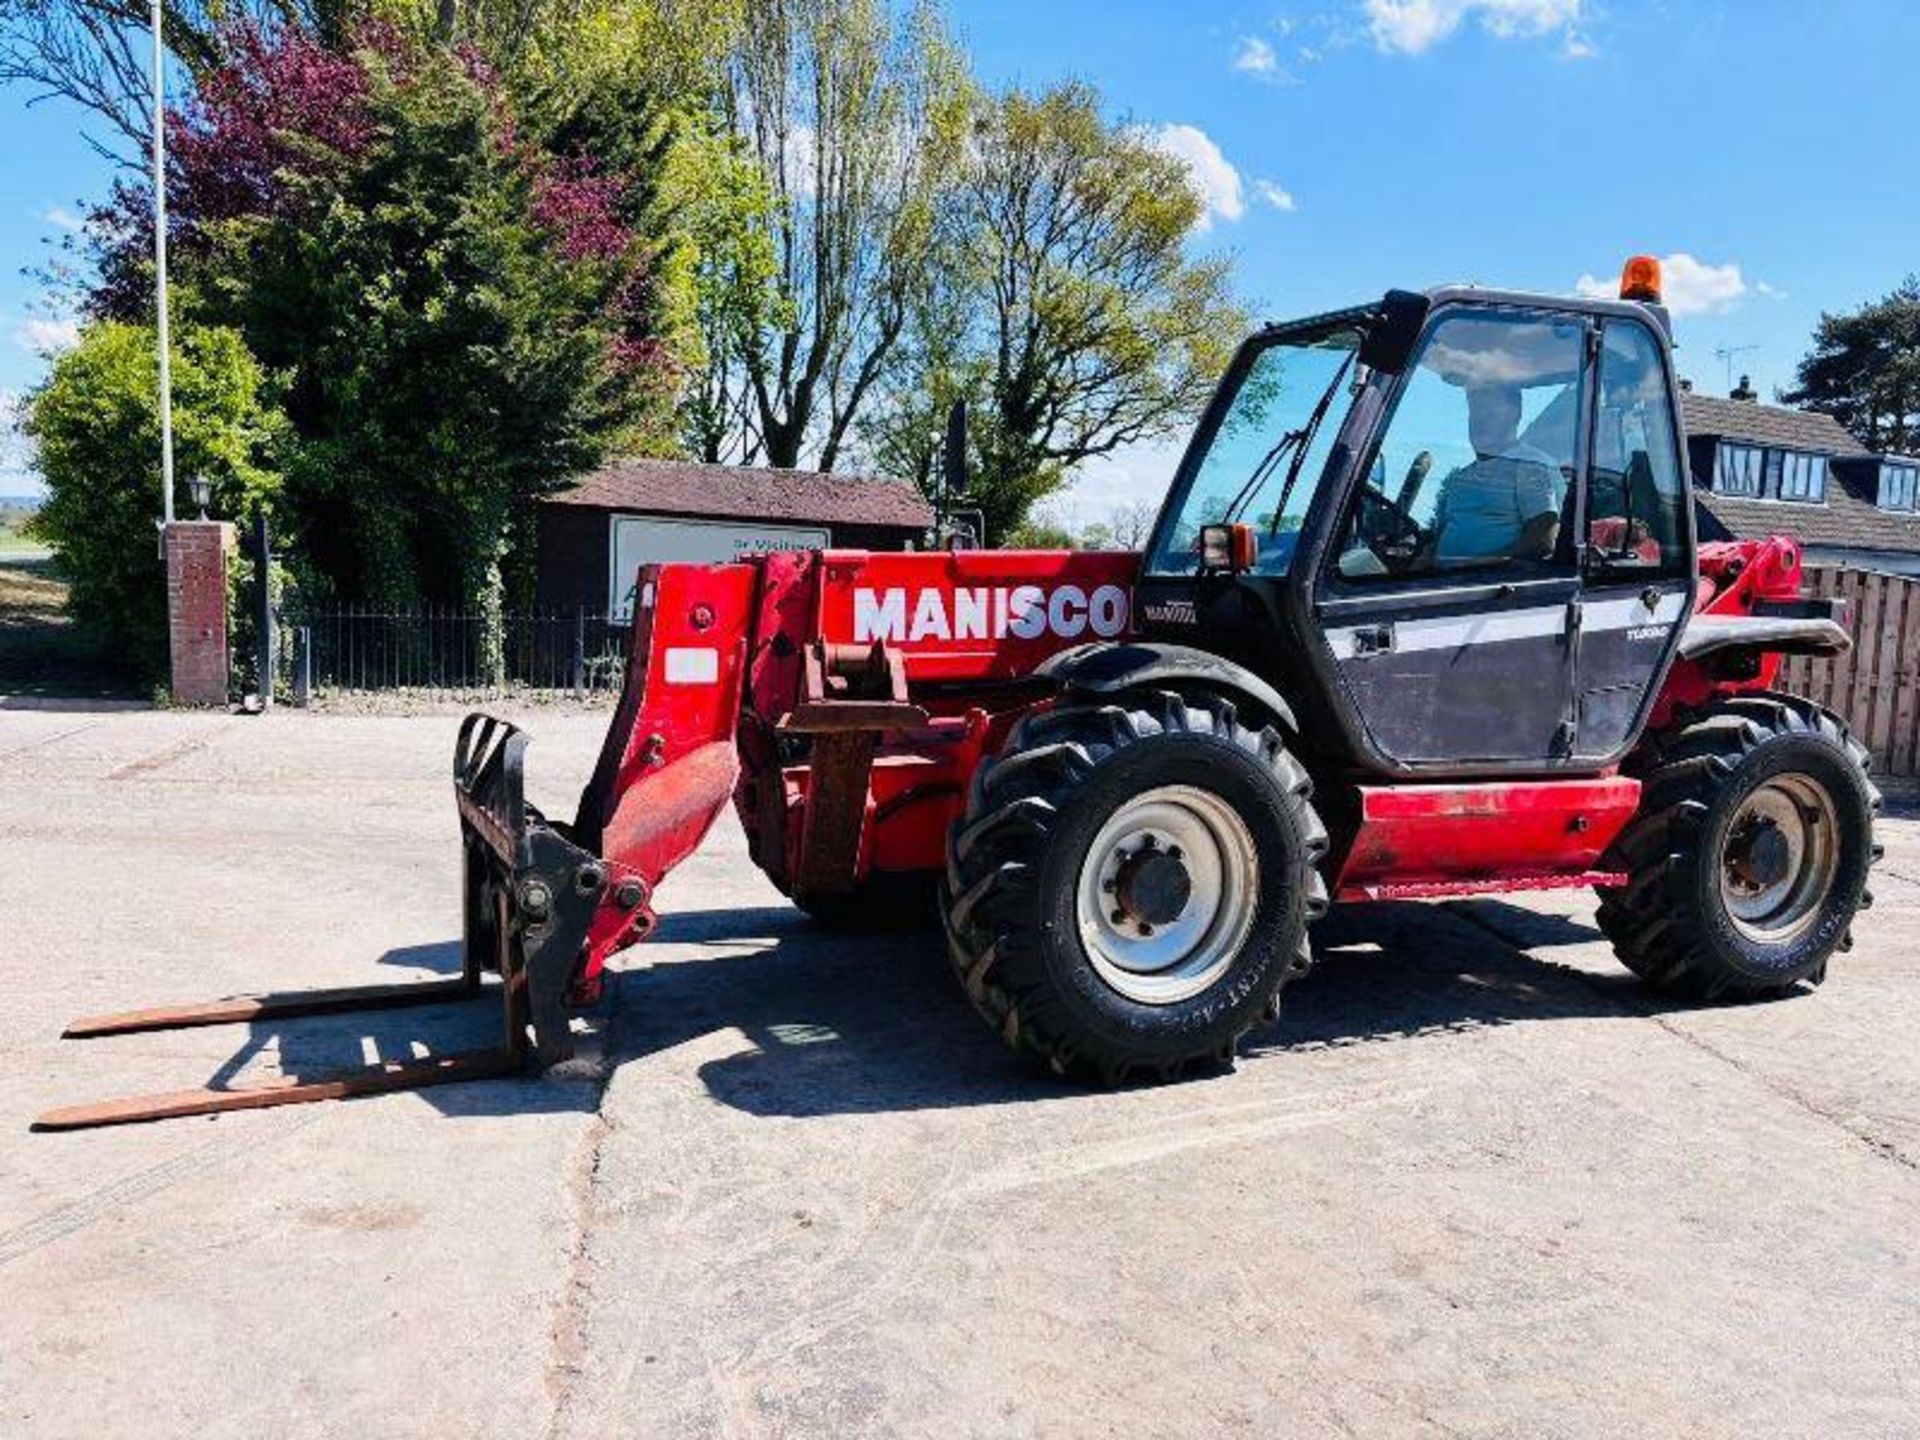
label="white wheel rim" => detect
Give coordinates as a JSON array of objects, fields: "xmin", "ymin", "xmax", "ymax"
[
  {"xmin": 1074, "ymin": 785, "xmax": 1259, "ymax": 1006},
  {"xmin": 1719, "ymin": 773, "xmax": 1840, "ymax": 944}
]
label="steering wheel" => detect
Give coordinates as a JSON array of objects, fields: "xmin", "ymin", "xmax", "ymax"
[{"xmin": 1359, "ymin": 453, "xmax": 1432, "ymax": 572}]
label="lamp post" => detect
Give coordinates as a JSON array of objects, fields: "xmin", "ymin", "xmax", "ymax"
[
  {"xmin": 152, "ymin": 0, "xmax": 174, "ymax": 526},
  {"xmin": 188, "ymin": 473, "xmax": 210, "ymax": 520}
]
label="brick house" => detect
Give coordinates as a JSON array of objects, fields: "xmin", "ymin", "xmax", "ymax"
[{"xmin": 1684, "ymin": 383, "xmax": 1920, "ymax": 577}]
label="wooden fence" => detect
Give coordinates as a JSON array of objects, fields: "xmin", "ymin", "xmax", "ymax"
[{"xmin": 1776, "ymin": 566, "xmax": 1920, "ymax": 778}]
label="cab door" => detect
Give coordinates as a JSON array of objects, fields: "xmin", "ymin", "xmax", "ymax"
[
  {"xmin": 1313, "ymin": 306, "xmax": 1591, "ymax": 769},
  {"xmin": 1570, "ymin": 316, "xmax": 1695, "ymax": 761}
]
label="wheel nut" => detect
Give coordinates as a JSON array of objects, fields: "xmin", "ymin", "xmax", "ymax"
[
  {"xmin": 614, "ymin": 877, "xmax": 645, "ymax": 910},
  {"xmin": 1167, "ymin": 846, "xmax": 1182, "ymax": 861},
  {"xmin": 1111, "ymin": 908, "xmax": 1126, "ymax": 924},
  {"xmin": 519, "ymin": 880, "xmax": 552, "ymax": 919},
  {"xmin": 1137, "ymin": 923, "xmax": 1154, "ymax": 937}
]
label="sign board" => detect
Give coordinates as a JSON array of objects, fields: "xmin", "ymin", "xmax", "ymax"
[{"xmin": 608, "ymin": 514, "xmax": 829, "ymax": 623}]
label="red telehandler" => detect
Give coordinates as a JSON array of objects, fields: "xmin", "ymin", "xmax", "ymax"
[{"xmin": 37, "ymin": 258, "xmax": 1881, "ymax": 1129}]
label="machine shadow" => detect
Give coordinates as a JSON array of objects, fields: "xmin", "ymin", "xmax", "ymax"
[
  {"xmin": 194, "ymin": 942, "xmax": 601, "ymax": 1121},
  {"xmin": 191, "ymin": 894, "xmax": 1706, "ymax": 1124},
  {"xmin": 610, "ymin": 897, "xmax": 1693, "ymax": 1117},
  {"xmin": 1252, "ymin": 900, "xmax": 1659, "ymax": 1056}
]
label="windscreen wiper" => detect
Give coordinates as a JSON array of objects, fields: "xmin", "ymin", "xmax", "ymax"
[
  {"xmin": 1221, "ymin": 428, "xmax": 1307, "ymax": 526},
  {"xmin": 1219, "ymin": 351, "xmax": 1357, "ymax": 532},
  {"xmin": 1267, "ymin": 351, "xmax": 1356, "ymax": 536}
]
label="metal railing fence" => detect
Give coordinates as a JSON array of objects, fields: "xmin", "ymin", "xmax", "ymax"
[{"xmin": 282, "ymin": 605, "xmax": 629, "ymax": 700}]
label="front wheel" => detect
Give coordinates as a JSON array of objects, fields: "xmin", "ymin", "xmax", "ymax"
[
  {"xmin": 1597, "ymin": 694, "xmax": 1881, "ymax": 1000},
  {"xmin": 942, "ymin": 689, "xmax": 1328, "ymax": 1083}
]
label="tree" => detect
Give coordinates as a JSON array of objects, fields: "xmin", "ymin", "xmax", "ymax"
[
  {"xmin": 674, "ymin": 127, "xmax": 783, "ymax": 464},
  {"xmin": 864, "ymin": 81, "xmax": 1244, "ymax": 541},
  {"xmin": 27, "ymin": 319, "xmax": 282, "ymax": 675},
  {"xmin": 1106, "ymin": 499, "xmax": 1156, "ymax": 548},
  {"xmin": 0, "ymin": 0, "xmax": 233, "ymax": 160},
  {"xmin": 0, "ymin": 0, "xmax": 625, "ymax": 162},
  {"xmin": 1783, "ymin": 277, "xmax": 1920, "ymax": 455},
  {"xmin": 719, "ymin": 0, "xmax": 966, "ymax": 470},
  {"xmin": 78, "ymin": 25, "xmax": 682, "ymax": 638},
  {"xmin": 208, "ymin": 37, "xmax": 656, "ymax": 628}
]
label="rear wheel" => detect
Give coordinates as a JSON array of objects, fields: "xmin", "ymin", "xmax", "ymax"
[
  {"xmin": 942, "ymin": 689, "xmax": 1328, "ymax": 1083},
  {"xmin": 1597, "ymin": 694, "xmax": 1880, "ymax": 1000}
]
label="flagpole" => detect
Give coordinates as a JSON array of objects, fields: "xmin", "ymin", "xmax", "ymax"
[{"xmin": 151, "ymin": 0, "xmax": 174, "ymax": 524}]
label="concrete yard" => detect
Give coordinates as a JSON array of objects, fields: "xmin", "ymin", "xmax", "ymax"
[{"xmin": 2, "ymin": 703, "xmax": 1917, "ymax": 1438}]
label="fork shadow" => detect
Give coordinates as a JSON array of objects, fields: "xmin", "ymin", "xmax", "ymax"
[{"xmin": 140, "ymin": 893, "xmax": 1726, "ymax": 1125}]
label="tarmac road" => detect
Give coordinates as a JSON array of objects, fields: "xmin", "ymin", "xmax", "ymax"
[{"xmin": 2, "ymin": 704, "xmax": 1916, "ymax": 1438}]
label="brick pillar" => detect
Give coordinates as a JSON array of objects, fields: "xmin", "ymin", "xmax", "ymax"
[{"xmin": 164, "ymin": 521, "xmax": 235, "ymax": 706}]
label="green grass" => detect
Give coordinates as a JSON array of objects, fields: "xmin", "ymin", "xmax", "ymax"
[
  {"xmin": 0, "ymin": 504, "xmax": 45, "ymax": 554},
  {"xmin": 0, "ymin": 553, "xmax": 66, "ymax": 621},
  {"xmin": 0, "ymin": 552, "xmax": 145, "ymax": 698}
]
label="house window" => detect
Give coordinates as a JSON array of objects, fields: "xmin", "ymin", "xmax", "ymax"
[
  {"xmin": 1776, "ymin": 451, "xmax": 1828, "ymax": 503},
  {"xmin": 1713, "ymin": 443, "xmax": 1827, "ymax": 502},
  {"xmin": 1714, "ymin": 442, "xmax": 1764, "ymax": 497},
  {"xmin": 1882, "ymin": 461, "xmax": 1920, "ymax": 512}
]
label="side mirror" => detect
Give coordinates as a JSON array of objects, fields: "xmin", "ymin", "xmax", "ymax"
[
  {"xmin": 1199, "ymin": 523, "xmax": 1257, "ymax": 574},
  {"xmin": 1359, "ymin": 290, "xmax": 1430, "ymax": 375}
]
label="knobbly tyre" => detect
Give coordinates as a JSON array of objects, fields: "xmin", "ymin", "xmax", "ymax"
[{"xmin": 40, "ymin": 257, "xmax": 1880, "ymax": 1129}]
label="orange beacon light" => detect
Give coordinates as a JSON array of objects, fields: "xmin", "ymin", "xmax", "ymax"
[{"xmin": 1619, "ymin": 255, "xmax": 1663, "ymax": 304}]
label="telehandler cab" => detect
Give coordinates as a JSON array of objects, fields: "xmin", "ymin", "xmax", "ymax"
[{"xmin": 38, "ymin": 257, "xmax": 1881, "ymax": 1130}]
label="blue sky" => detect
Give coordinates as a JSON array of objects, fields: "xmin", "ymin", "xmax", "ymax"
[{"xmin": 5, "ymin": 0, "xmax": 1918, "ymax": 505}]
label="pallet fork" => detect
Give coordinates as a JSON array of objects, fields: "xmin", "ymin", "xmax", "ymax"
[{"xmin": 33, "ymin": 715, "xmax": 605, "ymax": 1131}]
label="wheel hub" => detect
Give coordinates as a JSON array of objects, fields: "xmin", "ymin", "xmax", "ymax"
[
  {"xmin": 1718, "ymin": 774, "xmax": 1840, "ymax": 944},
  {"xmin": 1114, "ymin": 841, "xmax": 1193, "ymax": 927},
  {"xmin": 1726, "ymin": 819, "xmax": 1791, "ymax": 890},
  {"xmin": 1075, "ymin": 786, "xmax": 1260, "ymax": 1006}
]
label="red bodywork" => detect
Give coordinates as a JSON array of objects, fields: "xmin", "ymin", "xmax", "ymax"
[{"xmin": 563, "ymin": 535, "xmax": 1819, "ymax": 997}]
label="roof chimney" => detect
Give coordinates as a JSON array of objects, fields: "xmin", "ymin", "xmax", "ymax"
[
  {"xmin": 1731, "ymin": 374, "xmax": 1757, "ymax": 402},
  {"xmin": 1678, "ymin": 377, "xmax": 1693, "ymax": 393}
]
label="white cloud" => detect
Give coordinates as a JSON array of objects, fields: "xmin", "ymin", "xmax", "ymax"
[
  {"xmin": 40, "ymin": 205, "xmax": 84, "ymax": 232},
  {"xmin": 1054, "ymin": 437, "xmax": 1189, "ymax": 517},
  {"xmin": 1254, "ymin": 178, "xmax": 1298, "ymax": 212},
  {"xmin": 1365, "ymin": 0, "xmax": 1587, "ymax": 56},
  {"xmin": 1573, "ymin": 253, "xmax": 1750, "ymax": 318},
  {"xmin": 14, "ymin": 316, "xmax": 79, "ymax": 354},
  {"xmin": 1756, "ymin": 280, "xmax": 1789, "ymax": 300},
  {"xmin": 1232, "ymin": 35, "xmax": 1279, "ymax": 76},
  {"xmin": 1140, "ymin": 123, "xmax": 1245, "ymax": 231}
]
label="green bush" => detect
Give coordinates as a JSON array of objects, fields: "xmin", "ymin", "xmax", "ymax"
[{"xmin": 26, "ymin": 321, "xmax": 283, "ymax": 678}]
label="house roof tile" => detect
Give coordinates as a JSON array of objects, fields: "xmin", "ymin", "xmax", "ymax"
[
  {"xmin": 1680, "ymin": 393, "xmax": 1874, "ymax": 458},
  {"xmin": 1679, "ymin": 393, "xmax": 1920, "ymax": 555}
]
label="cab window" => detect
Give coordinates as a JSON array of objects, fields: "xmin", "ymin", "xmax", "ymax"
[
  {"xmin": 1146, "ymin": 329, "xmax": 1362, "ymax": 577},
  {"xmin": 1337, "ymin": 311, "xmax": 1585, "ymax": 582},
  {"xmin": 1586, "ymin": 320, "xmax": 1689, "ymax": 578}
]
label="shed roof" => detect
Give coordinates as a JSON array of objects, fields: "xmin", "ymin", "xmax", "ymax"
[{"xmin": 547, "ymin": 458, "xmax": 933, "ymax": 530}]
